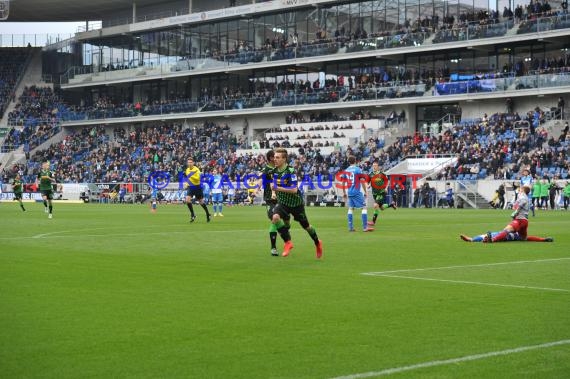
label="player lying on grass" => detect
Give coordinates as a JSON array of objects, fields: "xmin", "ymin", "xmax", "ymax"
[
  {"xmin": 460, "ymin": 231, "xmax": 553, "ymax": 242},
  {"xmin": 460, "ymin": 185, "xmax": 553, "ymax": 243}
]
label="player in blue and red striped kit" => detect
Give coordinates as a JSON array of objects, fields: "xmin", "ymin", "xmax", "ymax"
[{"xmin": 341, "ymin": 155, "xmax": 374, "ymax": 232}]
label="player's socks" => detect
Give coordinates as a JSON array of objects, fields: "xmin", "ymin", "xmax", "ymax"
[
  {"xmin": 306, "ymin": 226, "xmax": 319, "ymax": 245},
  {"xmin": 361, "ymin": 210, "xmax": 368, "ymax": 230},
  {"xmin": 347, "ymin": 209, "xmax": 354, "ymax": 231},
  {"xmin": 218, "ymin": 203, "xmax": 223, "ymax": 215},
  {"xmin": 20, "ymin": 203, "xmax": 26, "ymax": 211},
  {"xmin": 201, "ymin": 204, "xmax": 211, "ymax": 222},
  {"xmin": 269, "ymin": 223, "xmax": 278, "ymax": 248},
  {"xmin": 187, "ymin": 203, "xmax": 195, "ymax": 217},
  {"xmin": 276, "ymin": 220, "xmax": 291, "ymax": 241},
  {"xmin": 43, "ymin": 200, "xmax": 48, "ymax": 208},
  {"xmin": 49, "ymin": 205, "xmax": 53, "ymax": 214},
  {"xmin": 372, "ymin": 210, "xmax": 379, "ymax": 224},
  {"xmin": 526, "ymin": 236, "xmax": 551, "ymax": 242},
  {"xmin": 491, "ymin": 230, "xmax": 508, "ymax": 242}
]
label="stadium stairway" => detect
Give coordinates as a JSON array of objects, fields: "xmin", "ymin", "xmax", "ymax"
[
  {"xmin": 456, "ymin": 180, "xmax": 493, "ymax": 209},
  {"xmin": 17, "ymin": 48, "xmax": 44, "ymax": 88},
  {"xmin": 505, "ymin": 22, "xmax": 521, "ymax": 36},
  {"xmin": 541, "ymin": 117, "xmax": 568, "ymax": 137},
  {"xmin": 0, "ymin": 48, "xmax": 39, "ymax": 127},
  {"xmin": 0, "ymin": 148, "xmax": 25, "ymax": 169},
  {"xmin": 4, "ymin": 127, "xmax": 67, "ymax": 170},
  {"xmin": 0, "ymin": 48, "xmax": 49, "ymax": 129},
  {"xmin": 0, "ymin": 150, "xmax": 15, "ymax": 168},
  {"xmin": 28, "ymin": 128, "xmax": 68, "ymax": 158},
  {"xmin": 421, "ymin": 33, "xmax": 436, "ymax": 46}
]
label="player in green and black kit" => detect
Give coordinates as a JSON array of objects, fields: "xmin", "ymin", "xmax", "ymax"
[
  {"xmin": 271, "ymin": 148, "xmax": 322, "ymax": 258},
  {"xmin": 255, "ymin": 150, "xmax": 281, "ymax": 256},
  {"xmin": 37, "ymin": 161, "xmax": 56, "ymax": 219},
  {"xmin": 12, "ymin": 173, "xmax": 26, "ymax": 212},
  {"xmin": 368, "ymin": 161, "xmax": 396, "ymax": 226}
]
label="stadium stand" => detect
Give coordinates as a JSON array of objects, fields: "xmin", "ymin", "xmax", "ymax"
[{"xmin": 0, "ymin": 0, "xmax": 569, "ymax": 208}]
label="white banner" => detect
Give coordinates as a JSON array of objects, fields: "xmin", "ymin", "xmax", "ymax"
[
  {"xmin": 280, "ymin": 119, "xmax": 381, "ymax": 130},
  {"xmin": 0, "ymin": 192, "xmax": 43, "ymax": 201},
  {"xmin": 406, "ymin": 157, "xmax": 458, "ymax": 172}
]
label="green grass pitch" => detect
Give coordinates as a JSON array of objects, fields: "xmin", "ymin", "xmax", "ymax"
[{"xmin": 1, "ymin": 203, "xmax": 569, "ymax": 378}]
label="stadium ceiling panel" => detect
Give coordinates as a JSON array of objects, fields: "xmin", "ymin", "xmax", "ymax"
[{"xmin": 7, "ymin": 0, "xmax": 160, "ymax": 22}]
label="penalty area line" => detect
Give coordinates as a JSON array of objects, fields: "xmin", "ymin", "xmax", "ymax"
[
  {"xmin": 371, "ymin": 274, "xmax": 570, "ymax": 293},
  {"xmin": 329, "ymin": 339, "xmax": 570, "ymax": 379},
  {"xmin": 362, "ymin": 257, "xmax": 570, "ymax": 275}
]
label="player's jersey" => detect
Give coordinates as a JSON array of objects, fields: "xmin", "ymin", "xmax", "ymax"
[
  {"xmin": 344, "ymin": 165, "xmax": 364, "ymax": 197},
  {"xmin": 12, "ymin": 178, "xmax": 23, "ymax": 194},
  {"xmin": 261, "ymin": 164, "xmax": 275, "ymax": 202},
  {"xmin": 512, "ymin": 192, "xmax": 530, "ymax": 220},
  {"xmin": 520, "ymin": 174, "xmax": 534, "ymax": 195},
  {"xmin": 37, "ymin": 169, "xmax": 54, "ymax": 191},
  {"xmin": 184, "ymin": 166, "xmax": 202, "ymax": 187},
  {"xmin": 274, "ymin": 165, "xmax": 303, "ymax": 207},
  {"xmin": 369, "ymin": 169, "xmax": 387, "ymax": 195},
  {"xmin": 211, "ymin": 174, "xmax": 223, "ymax": 194},
  {"xmin": 446, "ymin": 188, "xmax": 453, "ymax": 200},
  {"xmin": 520, "ymin": 174, "xmax": 533, "ymax": 187},
  {"xmin": 539, "ymin": 181, "xmax": 550, "ymax": 197},
  {"xmin": 532, "ymin": 182, "xmax": 541, "ymax": 198}
]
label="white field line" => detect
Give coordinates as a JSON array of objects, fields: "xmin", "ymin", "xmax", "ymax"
[
  {"xmin": 362, "ymin": 257, "xmax": 570, "ymax": 275},
  {"xmin": 373, "ymin": 274, "xmax": 570, "ymax": 293},
  {"xmin": 0, "ymin": 229, "xmax": 268, "ymax": 240},
  {"xmin": 329, "ymin": 339, "xmax": 570, "ymax": 379}
]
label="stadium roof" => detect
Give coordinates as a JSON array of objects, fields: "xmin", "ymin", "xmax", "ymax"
[{"xmin": 7, "ymin": 0, "xmax": 159, "ymax": 22}]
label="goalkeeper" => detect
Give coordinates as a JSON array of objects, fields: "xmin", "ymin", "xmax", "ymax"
[{"xmin": 368, "ymin": 161, "xmax": 397, "ymax": 226}]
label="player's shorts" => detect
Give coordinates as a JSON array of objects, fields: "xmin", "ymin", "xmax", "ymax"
[
  {"xmin": 14, "ymin": 192, "xmax": 23, "ymax": 200},
  {"xmin": 211, "ymin": 192, "xmax": 223, "ymax": 203},
  {"xmin": 373, "ymin": 192, "xmax": 386, "ymax": 206},
  {"xmin": 347, "ymin": 192, "xmax": 365, "ymax": 209},
  {"xmin": 41, "ymin": 190, "xmax": 54, "ymax": 200},
  {"xmin": 266, "ymin": 199, "xmax": 277, "ymax": 220},
  {"xmin": 273, "ymin": 203, "xmax": 310, "ymax": 228},
  {"xmin": 508, "ymin": 218, "xmax": 528, "ymax": 240},
  {"xmin": 186, "ymin": 185, "xmax": 204, "ymax": 200}
]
